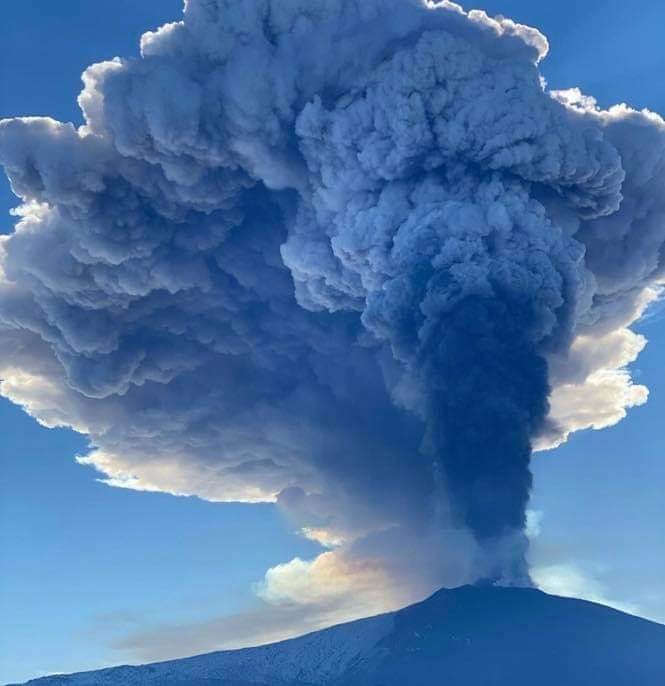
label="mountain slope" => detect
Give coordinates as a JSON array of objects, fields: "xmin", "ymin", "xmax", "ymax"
[{"xmin": 11, "ymin": 586, "xmax": 665, "ymax": 686}]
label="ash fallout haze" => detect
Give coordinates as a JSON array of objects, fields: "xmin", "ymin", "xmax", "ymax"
[{"xmin": 1, "ymin": 0, "xmax": 665, "ymax": 681}]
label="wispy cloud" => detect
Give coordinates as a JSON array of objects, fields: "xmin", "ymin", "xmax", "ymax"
[
  {"xmin": 110, "ymin": 596, "xmax": 383, "ymax": 664},
  {"xmin": 532, "ymin": 562, "xmax": 641, "ymax": 617}
]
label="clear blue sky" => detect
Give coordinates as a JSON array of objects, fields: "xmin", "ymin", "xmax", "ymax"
[{"xmin": 1, "ymin": 1, "xmax": 664, "ymax": 683}]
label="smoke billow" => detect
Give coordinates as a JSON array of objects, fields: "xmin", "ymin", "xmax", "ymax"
[{"xmin": 1, "ymin": 0, "xmax": 664, "ymax": 604}]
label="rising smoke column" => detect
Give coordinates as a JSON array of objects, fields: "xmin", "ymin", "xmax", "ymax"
[
  {"xmin": 0, "ymin": 0, "xmax": 664, "ymax": 596},
  {"xmin": 281, "ymin": 25, "xmax": 623, "ymax": 578}
]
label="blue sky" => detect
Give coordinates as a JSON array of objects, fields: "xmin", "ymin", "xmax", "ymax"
[{"xmin": 1, "ymin": 1, "xmax": 664, "ymax": 683}]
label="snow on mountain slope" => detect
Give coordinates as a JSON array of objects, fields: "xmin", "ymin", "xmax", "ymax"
[
  {"xmin": 10, "ymin": 586, "xmax": 665, "ymax": 686},
  {"xmin": 9, "ymin": 612, "xmax": 393, "ymax": 686}
]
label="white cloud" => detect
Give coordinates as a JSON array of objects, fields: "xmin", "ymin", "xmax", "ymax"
[
  {"xmin": 532, "ymin": 562, "xmax": 640, "ymax": 617},
  {"xmin": 525, "ymin": 509, "xmax": 544, "ymax": 540},
  {"xmin": 256, "ymin": 552, "xmax": 401, "ymax": 625}
]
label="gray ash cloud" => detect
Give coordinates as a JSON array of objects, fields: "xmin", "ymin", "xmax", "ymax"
[{"xmin": 1, "ymin": 0, "xmax": 664, "ymax": 587}]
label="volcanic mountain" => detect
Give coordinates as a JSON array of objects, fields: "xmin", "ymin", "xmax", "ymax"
[{"xmin": 11, "ymin": 585, "xmax": 665, "ymax": 686}]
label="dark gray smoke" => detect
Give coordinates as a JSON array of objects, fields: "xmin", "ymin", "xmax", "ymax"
[{"xmin": 1, "ymin": 0, "xmax": 664, "ymax": 594}]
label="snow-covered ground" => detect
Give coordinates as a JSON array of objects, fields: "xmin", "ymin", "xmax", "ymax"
[
  {"xmin": 10, "ymin": 611, "xmax": 393, "ymax": 685},
  {"xmin": 11, "ymin": 586, "xmax": 665, "ymax": 686}
]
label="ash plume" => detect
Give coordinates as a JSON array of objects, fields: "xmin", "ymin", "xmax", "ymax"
[{"xmin": 1, "ymin": 0, "xmax": 664, "ymax": 599}]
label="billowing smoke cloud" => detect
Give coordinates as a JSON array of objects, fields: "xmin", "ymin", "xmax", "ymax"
[{"xmin": 1, "ymin": 0, "xmax": 664, "ymax": 611}]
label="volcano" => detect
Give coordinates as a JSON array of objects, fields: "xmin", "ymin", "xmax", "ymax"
[{"xmin": 10, "ymin": 585, "xmax": 665, "ymax": 686}]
